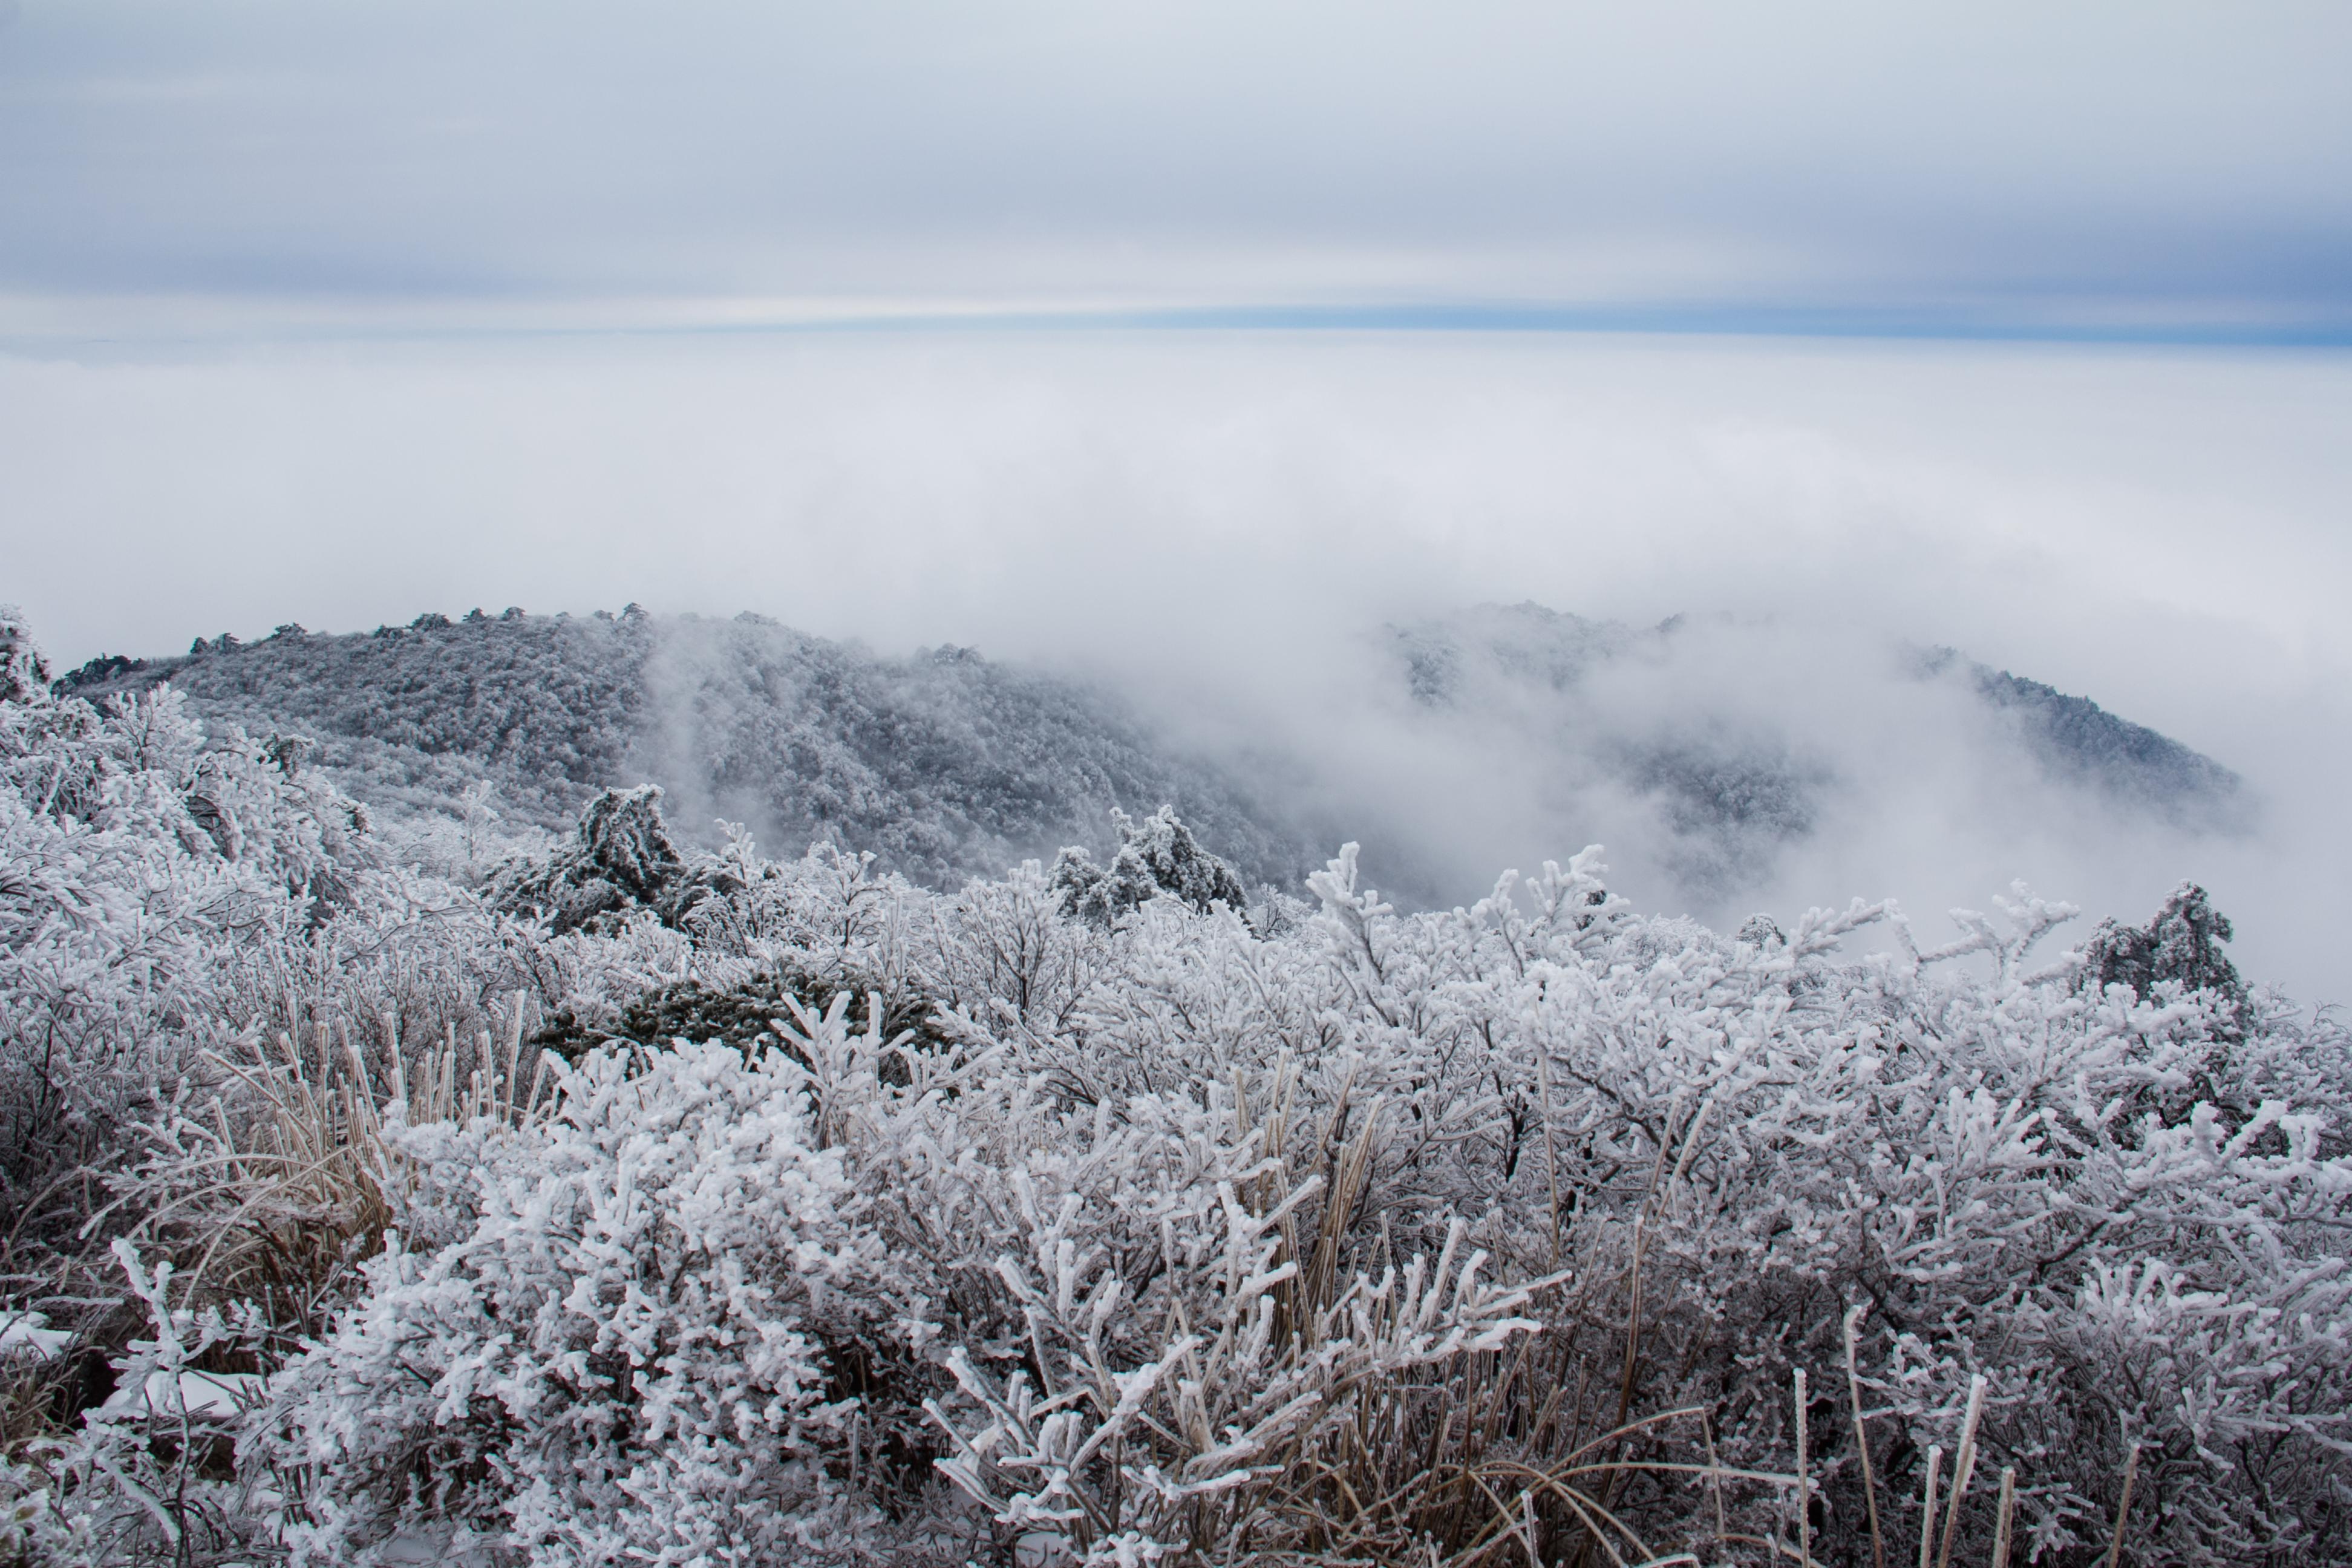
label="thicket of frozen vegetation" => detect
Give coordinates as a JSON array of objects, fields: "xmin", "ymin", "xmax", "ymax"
[{"xmin": 3, "ymin": 605, "xmax": 2347, "ymax": 1567}]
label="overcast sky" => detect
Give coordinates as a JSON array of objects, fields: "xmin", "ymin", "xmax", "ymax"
[
  {"xmin": 4, "ymin": 5, "xmax": 2351, "ymax": 993},
  {"xmin": 3, "ymin": 0, "xmax": 2350, "ymax": 339}
]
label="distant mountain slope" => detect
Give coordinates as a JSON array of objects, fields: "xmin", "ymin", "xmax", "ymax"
[
  {"xmin": 1383, "ymin": 602, "xmax": 2246, "ymax": 895},
  {"xmin": 1956, "ymin": 659, "xmax": 2245, "ymax": 811},
  {"xmin": 59, "ymin": 598, "xmax": 2247, "ymax": 911},
  {"xmin": 638, "ymin": 614, "xmax": 1312, "ymax": 891},
  {"xmin": 62, "ymin": 609, "xmax": 650, "ymax": 830},
  {"xmin": 1391, "ymin": 601, "xmax": 1635, "ymax": 705},
  {"xmin": 60, "ymin": 609, "xmax": 1316, "ymax": 892}
]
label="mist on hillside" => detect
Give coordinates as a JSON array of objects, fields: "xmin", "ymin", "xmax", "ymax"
[{"xmin": 7, "ymin": 332, "xmax": 2350, "ymax": 996}]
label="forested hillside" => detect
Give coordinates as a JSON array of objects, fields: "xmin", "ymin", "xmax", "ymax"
[
  {"xmin": 65, "ymin": 609, "xmax": 650, "ymax": 829},
  {"xmin": 60, "ymin": 607, "xmax": 1314, "ymax": 895},
  {"xmin": 57, "ymin": 600, "xmax": 2246, "ymax": 924},
  {"xmin": 4, "ymin": 603, "xmax": 2345, "ymax": 1567}
]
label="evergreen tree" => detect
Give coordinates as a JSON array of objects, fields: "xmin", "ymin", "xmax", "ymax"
[
  {"xmin": 1051, "ymin": 804, "xmax": 1248, "ymax": 926},
  {"xmin": 0, "ymin": 606, "xmax": 52, "ymax": 705},
  {"xmin": 486, "ymin": 783, "xmax": 728, "ymax": 934},
  {"xmin": 2080, "ymin": 880, "xmax": 2248, "ymax": 1025}
]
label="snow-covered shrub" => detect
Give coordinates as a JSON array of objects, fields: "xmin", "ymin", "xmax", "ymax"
[
  {"xmin": 895, "ymin": 844, "xmax": 2352, "ymax": 1565},
  {"xmin": 921, "ymin": 1116, "xmax": 1576, "ymax": 1566},
  {"xmin": 258, "ymin": 1036, "xmax": 899, "ymax": 1567},
  {"xmin": 928, "ymin": 858, "xmax": 1105, "ymax": 1036},
  {"xmin": 41, "ymin": 1242, "xmax": 273, "ymax": 1568},
  {"xmin": 0, "ymin": 1452, "xmax": 99, "ymax": 1568},
  {"xmin": 0, "ymin": 669, "xmax": 351, "ymax": 1233},
  {"xmin": 0, "ymin": 612, "xmax": 53, "ymax": 709}
]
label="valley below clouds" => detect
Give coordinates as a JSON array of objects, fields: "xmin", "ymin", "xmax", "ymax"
[{"xmin": 10, "ymin": 330, "xmax": 2348, "ymax": 995}]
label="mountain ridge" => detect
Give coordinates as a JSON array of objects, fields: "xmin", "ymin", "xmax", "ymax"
[
  {"xmin": 59, "ymin": 607, "xmax": 1318, "ymax": 893},
  {"xmin": 60, "ymin": 599, "xmax": 2246, "ymax": 906}
]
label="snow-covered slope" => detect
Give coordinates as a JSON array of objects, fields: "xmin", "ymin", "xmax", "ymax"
[
  {"xmin": 59, "ymin": 607, "xmax": 1314, "ymax": 893},
  {"xmin": 58, "ymin": 599, "xmax": 2245, "ymax": 910}
]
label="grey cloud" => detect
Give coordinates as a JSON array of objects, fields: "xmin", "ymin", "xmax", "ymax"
[{"xmin": 1, "ymin": 0, "xmax": 2348, "ymax": 331}]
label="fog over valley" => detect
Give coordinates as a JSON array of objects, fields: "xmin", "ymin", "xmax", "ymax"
[{"xmin": 10, "ymin": 332, "xmax": 2347, "ymax": 995}]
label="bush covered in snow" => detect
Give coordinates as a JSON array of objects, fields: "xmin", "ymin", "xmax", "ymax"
[{"xmin": 4, "ymin": 604, "xmax": 2349, "ymax": 1567}]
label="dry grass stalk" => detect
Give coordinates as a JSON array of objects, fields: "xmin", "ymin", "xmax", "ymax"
[
  {"xmin": 1794, "ymin": 1367, "xmax": 1812, "ymax": 1568},
  {"xmin": 1566, "ymin": 1107, "xmax": 1694, "ymax": 1568},
  {"xmin": 1934, "ymin": 1376, "xmax": 1988, "ymax": 1568},
  {"xmin": 1990, "ymin": 1466, "xmax": 2015, "ymax": 1568},
  {"xmin": 1843, "ymin": 1305, "xmax": 1887, "ymax": 1568},
  {"xmin": 1702, "ymin": 1414, "xmax": 1728, "ymax": 1556},
  {"xmin": 2105, "ymin": 1444, "xmax": 2140, "ymax": 1568},
  {"xmin": 0, "ymin": 1339, "xmax": 82, "ymax": 1462},
  {"xmin": 1537, "ymin": 1049, "xmax": 1563, "ymax": 1272},
  {"xmin": 1916, "ymin": 1445, "xmax": 1942, "ymax": 1568},
  {"xmin": 113, "ymin": 991, "xmax": 550, "ymax": 1327},
  {"xmin": 1224, "ymin": 1098, "xmax": 1808, "ymax": 1568}
]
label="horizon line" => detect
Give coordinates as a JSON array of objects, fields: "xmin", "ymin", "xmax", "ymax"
[
  {"xmin": 8, "ymin": 298, "xmax": 2352, "ymax": 353},
  {"xmin": 771, "ymin": 301, "xmax": 2352, "ymax": 348}
]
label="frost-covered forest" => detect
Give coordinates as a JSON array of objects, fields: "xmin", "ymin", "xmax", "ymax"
[
  {"xmin": 57, "ymin": 602, "xmax": 2245, "ymax": 927},
  {"xmin": 5, "ymin": 601, "xmax": 2348, "ymax": 1568},
  {"xmin": 57, "ymin": 608, "xmax": 1313, "ymax": 897}
]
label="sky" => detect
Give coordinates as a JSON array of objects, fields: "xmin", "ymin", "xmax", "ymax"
[
  {"xmin": 2, "ymin": 0, "xmax": 2350, "ymax": 339},
  {"xmin": 2, "ymin": 4, "xmax": 2350, "ymax": 994}
]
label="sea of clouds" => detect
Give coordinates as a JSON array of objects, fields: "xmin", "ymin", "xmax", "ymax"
[{"xmin": 4, "ymin": 330, "xmax": 2348, "ymax": 996}]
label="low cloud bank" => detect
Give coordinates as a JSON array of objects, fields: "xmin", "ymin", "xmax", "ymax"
[{"xmin": 4, "ymin": 332, "xmax": 2346, "ymax": 995}]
